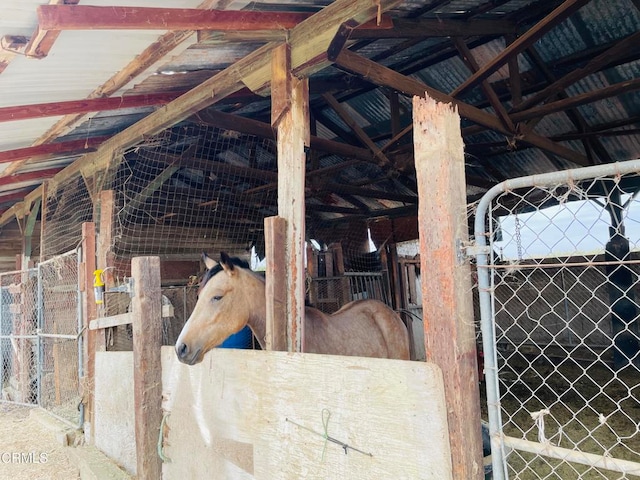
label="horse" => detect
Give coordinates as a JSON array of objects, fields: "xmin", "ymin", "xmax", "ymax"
[{"xmin": 175, "ymin": 252, "xmax": 410, "ymax": 365}]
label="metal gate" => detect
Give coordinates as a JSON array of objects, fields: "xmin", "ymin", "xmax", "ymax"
[
  {"xmin": 0, "ymin": 249, "xmax": 83, "ymax": 428},
  {"xmin": 474, "ymin": 160, "xmax": 640, "ymax": 479}
]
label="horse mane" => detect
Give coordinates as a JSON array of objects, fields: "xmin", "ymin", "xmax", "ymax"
[{"xmin": 200, "ymin": 253, "xmax": 250, "ymax": 287}]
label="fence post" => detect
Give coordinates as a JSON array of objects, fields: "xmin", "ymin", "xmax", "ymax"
[
  {"xmin": 413, "ymin": 94, "xmax": 483, "ymax": 479},
  {"xmin": 131, "ymin": 256, "xmax": 163, "ymax": 480},
  {"xmin": 81, "ymin": 222, "xmax": 97, "ymax": 441}
]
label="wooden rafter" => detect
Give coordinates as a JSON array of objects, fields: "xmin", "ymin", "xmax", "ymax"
[
  {"xmin": 0, "ymin": 36, "xmax": 28, "ymax": 74},
  {"xmin": 37, "ymin": 5, "xmax": 314, "ymax": 31},
  {"xmin": 453, "ymin": 38, "xmax": 515, "ymax": 133},
  {"xmin": 451, "ymin": 0, "xmax": 592, "ymax": 97},
  {"xmin": 351, "ymin": 17, "xmax": 516, "ymax": 38},
  {"xmin": 0, "ymin": 92, "xmax": 184, "ymax": 124},
  {"xmin": 0, "ymin": 136, "xmax": 109, "ymax": 164},
  {"xmin": 512, "ymin": 30, "xmax": 640, "ymax": 113},
  {"xmin": 195, "ymin": 109, "xmax": 374, "ymax": 162},
  {"xmin": 322, "ymin": 93, "xmax": 393, "ymax": 168},
  {"xmin": 510, "ymin": 77, "xmax": 640, "ymax": 123},
  {"xmin": 0, "ymin": 168, "xmax": 62, "ymax": 188},
  {"xmin": 24, "ymin": 0, "xmax": 80, "ymax": 59},
  {"xmin": 333, "ymin": 48, "xmax": 590, "ymax": 166}
]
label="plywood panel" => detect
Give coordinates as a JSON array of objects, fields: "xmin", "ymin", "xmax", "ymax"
[
  {"xmin": 94, "ymin": 351, "xmax": 136, "ymax": 476},
  {"xmin": 161, "ymin": 347, "xmax": 452, "ymax": 480}
]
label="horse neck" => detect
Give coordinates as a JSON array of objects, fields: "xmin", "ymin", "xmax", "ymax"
[{"xmin": 242, "ymin": 270, "xmax": 267, "ymax": 349}]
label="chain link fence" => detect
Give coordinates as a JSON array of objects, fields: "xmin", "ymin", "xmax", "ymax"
[
  {"xmin": 0, "ymin": 251, "xmax": 82, "ymax": 428},
  {"xmin": 0, "ymin": 269, "xmax": 38, "ymax": 406},
  {"xmin": 474, "ymin": 160, "xmax": 640, "ymax": 479},
  {"xmin": 38, "ymin": 250, "xmax": 82, "ymax": 426}
]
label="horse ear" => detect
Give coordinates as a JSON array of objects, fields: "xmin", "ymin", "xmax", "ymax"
[
  {"xmin": 219, "ymin": 251, "xmax": 235, "ymax": 274},
  {"xmin": 202, "ymin": 252, "xmax": 218, "ymax": 270}
]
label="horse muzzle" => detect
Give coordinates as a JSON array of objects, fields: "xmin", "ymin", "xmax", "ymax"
[{"xmin": 175, "ymin": 341, "xmax": 202, "ymax": 365}]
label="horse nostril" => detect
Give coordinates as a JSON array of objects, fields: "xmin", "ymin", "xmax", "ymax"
[{"xmin": 176, "ymin": 342, "xmax": 189, "ymax": 360}]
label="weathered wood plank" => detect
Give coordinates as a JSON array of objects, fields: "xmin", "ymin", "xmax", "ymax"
[
  {"xmin": 413, "ymin": 95, "xmax": 482, "ymax": 479},
  {"xmin": 264, "ymin": 216, "xmax": 287, "ymax": 351},
  {"xmin": 161, "ymin": 348, "xmax": 453, "ymax": 479},
  {"xmin": 131, "ymin": 256, "xmax": 163, "ymax": 480},
  {"xmin": 89, "ymin": 313, "xmax": 132, "ymax": 331}
]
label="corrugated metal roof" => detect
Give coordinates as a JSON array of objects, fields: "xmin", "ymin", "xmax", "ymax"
[{"xmin": 0, "ymin": 0, "xmax": 638, "ymax": 270}]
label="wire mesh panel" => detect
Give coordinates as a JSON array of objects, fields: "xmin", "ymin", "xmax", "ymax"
[
  {"xmin": 38, "ymin": 250, "xmax": 81, "ymax": 425},
  {"xmin": 474, "ymin": 160, "xmax": 640, "ymax": 480},
  {"xmin": 0, "ymin": 269, "xmax": 38, "ymax": 405},
  {"xmin": 42, "ymin": 174, "xmax": 93, "ymax": 259},
  {"xmin": 103, "ymin": 125, "xmax": 278, "ymax": 265}
]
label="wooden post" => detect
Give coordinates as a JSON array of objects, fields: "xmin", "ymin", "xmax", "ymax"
[
  {"xmin": 94, "ymin": 190, "xmax": 115, "ymax": 352},
  {"xmin": 413, "ymin": 95, "xmax": 483, "ymax": 479},
  {"xmin": 271, "ymin": 43, "xmax": 309, "ymax": 352},
  {"xmin": 131, "ymin": 256, "xmax": 163, "ymax": 480},
  {"xmin": 80, "ymin": 222, "xmax": 97, "ymax": 442},
  {"xmin": 264, "ymin": 216, "xmax": 287, "ymax": 351}
]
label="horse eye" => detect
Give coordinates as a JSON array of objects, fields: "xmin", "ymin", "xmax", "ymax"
[{"xmin": 211, "ymin": 295, "xmax": 223, "ymax": 302}]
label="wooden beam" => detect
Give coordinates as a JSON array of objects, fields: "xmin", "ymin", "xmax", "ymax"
[
  {"xmin": 414, "ymin": 94, "xmax": 482, "ymax": 480},
  {"xmin": 0, "ymin": 136, "xmax": 109, "ymax": 164},
  {"xmin": 37, "ymin": 5, "xmax": 313, "ymax": 31},
  {"xmin": 454, "ymin": 38, "xmax": 515, "ymax": 133},
  {"xmin": 24, "ymin": 0, "xmax": 80, "ymax": 59},
  {"xmin": 451, "ymin": 0, "xmax": 591, "ymax": 97},
  {"xmin": 0, "ymin": 92, "xmax": 183, "ymax": 124},
  {"xmin": 351, "ymin": 17, "xmax": 516, "ymax": 38},
  {"xmin": 196, "ymin": 109, "xmax": 374, "ymax": 161},
  {"xmin": 333, "ymin": 49, "xmax": 590, "ymax": 166},
  {"xmin": 271, "ymin": 43, "xmax": 308, "ymax": 353},
  {"xmin": 513, "ymin": 30, "xmax": 640, "ymax": 113},
  {"xmin": 0, "ymin": 36, "xmax": 28, "ymax": 74},
  {"xmin": 0, "ymin": 168, "xmax": 62, "ymax": 187},
  {"xmin": 511, "ymin": 77, "xmax": 640, "ymax": 123},
  {"xmin": 322, "ymin": 93, "xmax": 393, "ymax": 168},
  {"xmin": 131, "ymin": 256, "xmax": 163, "ymax": 480},
  {"xmin": 89, "ymin": 313, "xmax": 132, "ymax": 331}
]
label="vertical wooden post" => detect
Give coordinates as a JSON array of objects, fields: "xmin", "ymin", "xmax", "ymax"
[
  {"xmin": 413, "ymin": 95, "xmax": 483, "ymax": 479},
  {"xmin": 131, "ymin": 256, "xmax": 163, "ymax": 480},
  {"xmin": 264, "ymin": 216, "xmax": 287, "ymax": 351},
  {"xmin": 80, "ymin": 222, "xmax": 97, "ymax": 441},
  {"xmin": 94, "ymin": 190, "xmax": 115, "ymax": 352},
  {"xmin": 271, "ymin": 43, "xmax": 309, "ymax": 352}
]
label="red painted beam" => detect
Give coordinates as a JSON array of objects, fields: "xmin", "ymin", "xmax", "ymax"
[
  {"xmin": 37, "ymin": 5, "xmax": 314, "ymax": 31},
  {"xmin": 37, "ymin": 5, "xmax": 392, "ymax": 33},
  {"xmin": 0, "ymin": 136, "xmax": 110, "ymax": 164},
  {"xmin": 0, "ymin": 92, "xmax": 186, "ymax": 123},
  {"xmin": 0, "ymin": 190, "xmax": 32, "ymax": 204},
  {"xmin": 0, "ymin": 168, "xmax": 63, "ymax": 187}
]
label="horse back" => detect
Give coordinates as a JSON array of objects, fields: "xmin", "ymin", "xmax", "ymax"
[{"xmin": 305, "ymin": 299, "xmax": 410, "ymax": 360}]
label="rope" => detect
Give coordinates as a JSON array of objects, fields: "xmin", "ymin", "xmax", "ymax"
[{"xmin": 158, "ymin": 413, "xmax": 172, "ymax": 463}]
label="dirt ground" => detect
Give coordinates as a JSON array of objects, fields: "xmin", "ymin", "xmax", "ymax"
[{"xmin": 0, "ymin": 403, "xmax": 79, "ymax": 480}]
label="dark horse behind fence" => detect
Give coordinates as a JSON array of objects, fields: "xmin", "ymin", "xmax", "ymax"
[{"xmin": 175, "ymin": 252, "xmax": 410, "ymax": 365}]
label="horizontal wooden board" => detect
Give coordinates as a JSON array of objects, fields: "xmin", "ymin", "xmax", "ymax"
[{"xmin": 161, "ymin": 347, "xmax": 452, "ymax": 479}]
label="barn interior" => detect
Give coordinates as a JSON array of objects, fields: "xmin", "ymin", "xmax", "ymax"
[{"xmin": 1, "ymin": 1, "xmax": 640, "ymax": 479}]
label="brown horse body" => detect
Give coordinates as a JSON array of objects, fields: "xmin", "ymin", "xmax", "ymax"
[{"xmin": 175, "ymin": 252, "xmax": 410, "ymax": 365}]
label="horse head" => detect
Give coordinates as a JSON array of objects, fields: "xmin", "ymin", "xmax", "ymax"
[{"xmin": 175, "ymin": 252, "xmax": 255, "ymax": 365}]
